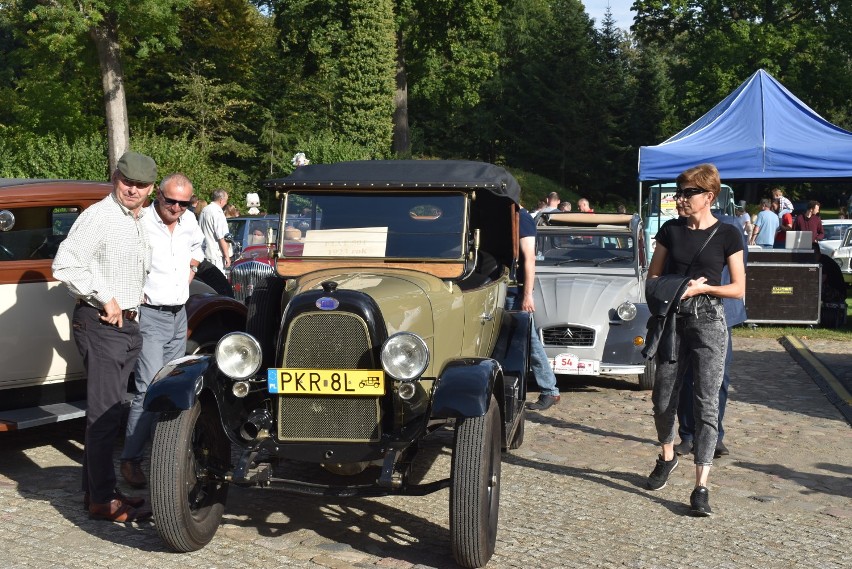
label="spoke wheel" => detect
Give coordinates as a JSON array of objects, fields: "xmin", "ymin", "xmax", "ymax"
[
  {"xmin": 150, "ymin": 400, "xmax": 230, "ymax": 552},
  {"xmin": 450, "ymin": 395, "xmax": 501, "ymax": 568}
]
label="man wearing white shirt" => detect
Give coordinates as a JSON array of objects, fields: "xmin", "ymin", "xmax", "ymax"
[
  {"xmin": 199, "ymin": 188, "xmax": 231, "ymax": 272},
  {"xmin": 120, "ymin": 173, "xmax": 204, "ymax": 489}
]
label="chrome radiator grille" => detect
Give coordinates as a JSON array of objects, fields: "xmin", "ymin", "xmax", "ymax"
[
  {"xmin": 230, "ymin": 260, "xmax": 274, "ymax": 302},
  {"xmin": 542, "ymin": 326, "xmax": 596, "ymax": 347},
  {"xmin": 277, "ymin": 311, "xmax": 380, "ymax": 442}
]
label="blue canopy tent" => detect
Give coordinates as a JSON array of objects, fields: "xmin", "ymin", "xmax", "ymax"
[{"xmin": 638, "ymin": 69, "xmax": 852, "ymax": 182}]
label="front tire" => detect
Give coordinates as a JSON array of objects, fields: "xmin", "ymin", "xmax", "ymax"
[
  {"xmin": 450, "ymin": 395, "xmax": 501, "ymax": 568},
  {"xmin": 639, "ymin": 357, "xmax": 656, "ymax": 390},
  {"xmin": 150, "ymin": 400, "xmax": 230, "ymax": 552}
]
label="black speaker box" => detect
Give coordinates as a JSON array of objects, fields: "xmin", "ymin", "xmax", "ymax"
[{"xmin": 745, "ymin": 263, "xmax": 821, "ymax": 324}]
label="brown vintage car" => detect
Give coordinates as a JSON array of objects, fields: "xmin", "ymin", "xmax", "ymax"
[{"xmin": 0, "ymin": 179, "xmax": 247, "ymax": 431}]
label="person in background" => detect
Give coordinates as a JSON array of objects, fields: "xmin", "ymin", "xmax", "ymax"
[
  {"xmin": 509, "ymin": 207, "xmax": 560, "ymax": 411},
  {"xmin": 772, "ymin": 198, "xmax": 794, "ymax": 249},
  {"xmin": 793, "ymin": 200, "xmax": 825, "ymax": 244},
  {"xmin": 545, "ymin": 192, "xmax": 560, "ymax": 211},
  {"xmin": 578, "ymin": 198, "xmax": 594, "ymax": 213},
  {"xmin": 199, "ymin": 189, "xmax": 231, "ymax": 273},
  {"xmin": 558, "ymin": 201, "xmax": 572, "ymax": 212},
  {"xmin": 735, "ymin": 205, "xmax": 752, "ymax": 246},
  {"xmin": 749, "ymin": 199, "xmax": 779, "ymax": 248},
  {"xmin": 119, "ymin": 173, "xmax": 204, "ymax": 490},
  {"xmin": 531, "ymin": 198, "xmax": 547, "ymax": 217},
  {"xmin": 616, "ymin": 203, "xmax": 627, "ymax": 214},
  {"xmin": 771, "ymin": 188, "xmax": 794, "ymax": 217},
  {"xmin": 52, "ymin": 151, "xmax": 155, "ymax": 522},
  {"xmin": 194, "ymin": 198, "xmax": 208, "ymax": 221},
  {"xmin": 188, "ymin": 194, "xmax": 199, "ymax": 214},
  {"xmin": 223, "ymin": 203, "xmax": 240, "ymax": 218},
  {"xmin": 644, "ymin": 163, "xmax": 745, "ymax": 516}
]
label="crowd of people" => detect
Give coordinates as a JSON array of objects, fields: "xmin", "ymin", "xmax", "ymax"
[{"xmin": 745, "ymin": 187, "xmax": 825, "ymax": 249}]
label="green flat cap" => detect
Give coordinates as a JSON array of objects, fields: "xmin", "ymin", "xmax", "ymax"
[{"xmin": 117, "ymin": 151, "xmax": 157, "ymax": 184}]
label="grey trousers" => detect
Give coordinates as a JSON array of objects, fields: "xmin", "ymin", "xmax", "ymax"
[
  {"xmin": 121, "ymin": 305, "xmax": 187, "ymax": 463},
  {"xmin": 652, "ymin": 304, "xmax": 728, "ymax": 465}
]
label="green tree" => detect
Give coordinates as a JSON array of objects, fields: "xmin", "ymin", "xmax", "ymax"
[
  {"xmin": 398, "ymin": 0, "xmax": 501, "ymax": 158},
  {"xmin": 13, "ymin": 0, "xmax": 192, "ymax": 169},
  {"xmin": 631, "ymin": 0, "xmax": 852, "ymax": 130},
  {"xmin": 337, "ymin": 0, "xmax": 395, "ymax": 156},
  {"xmin": 145, "ymin": 61, "xmax": 255, "ymax": 161}
]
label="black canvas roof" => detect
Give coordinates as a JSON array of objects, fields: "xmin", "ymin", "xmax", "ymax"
[{"xmin": 265, "ymin": 160, "xmax": 520, "ymax": 204}]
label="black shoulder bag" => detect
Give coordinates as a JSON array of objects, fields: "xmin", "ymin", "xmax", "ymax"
[{"xmin": 675, "ymin": 223, "xmax": 721, "ymax": 314}]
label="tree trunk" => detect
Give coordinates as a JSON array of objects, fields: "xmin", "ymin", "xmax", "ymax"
[
  {"xmin": 90, "ymin": 14, "xmax": 129, "ymax": 175},
  {"xmin": 392, "ymin": 30, "xmax": 410, "ymax": 156}
]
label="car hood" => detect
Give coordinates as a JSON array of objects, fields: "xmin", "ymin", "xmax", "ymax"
[
  {"xmin": 295, "ymin": 269, "xmax": 446, "ymax": 342},
  {"xmin": 533, "ymin": 274, "xmax": 642, "ymax": 328}
]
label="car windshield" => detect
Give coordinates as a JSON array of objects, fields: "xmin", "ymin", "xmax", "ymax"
[
  {"xmin": 536, "ymin": 230, "xmax": 635, "ymax": 267},
  {"xmin": 282, "ymin": 191, "xmax": 466, "ymax": 259},
  {"xmin": 246, "ymin": 218, "xmax": 278, "ymax": 245},
  {"xmin": 824, "ymin": 223, "xmax": 852, "ymax": 241}
]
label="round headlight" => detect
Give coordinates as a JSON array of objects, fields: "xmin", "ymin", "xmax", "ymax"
[
  {"xmin": 381, "ymin": 332, "xmax": 429, "ymax": 381},
  {"xmin": 616, "ymin": 301, "xmax": 637, "ymax": 321},
  {"xmin": 215, "ymin": 332, "xmax": 262, "ymax": 380}
]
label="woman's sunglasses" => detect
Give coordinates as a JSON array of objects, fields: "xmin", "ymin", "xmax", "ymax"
[{"xmin": 674, "ymin": 187, "xmax": 709, "ymax": 199}]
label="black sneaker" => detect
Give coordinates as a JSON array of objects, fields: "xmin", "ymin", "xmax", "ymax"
[
  {"xmin": 646, "ymin": 454, "xmax": 678, "ymax": 491},
  {"xmin": 674, "ymin": 438, "xmax": 694, "ymax": 456},
  {"xmin": 714, "ymin": 440, "xmax": 729, "ymax": 458},
  {"xmin": 690, "ymin": 486, "xmax": 712, "ymax": 516},
  {"xmin": 526, "ymin": 394, "xmax": 560, "ymax": 411}
]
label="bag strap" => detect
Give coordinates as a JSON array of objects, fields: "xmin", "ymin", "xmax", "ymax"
[{"xmin": 684, "ymin": 223, "xmax": 721, "ymax": 275}]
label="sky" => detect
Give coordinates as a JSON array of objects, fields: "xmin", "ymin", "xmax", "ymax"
[{"xmin": 583, "ymin": 0, "xmax": 636, "ymax": 29}]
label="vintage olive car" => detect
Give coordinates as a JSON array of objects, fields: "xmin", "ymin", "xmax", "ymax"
[
  {"xmin": 532, "ymin": 212, "xmax": 654, "ymax": 389},
  {"xmin": 143, "ymin": 160, "xmax": 531, "ymax": 568},
  {"xmin": 0, "ymin": 179, "xmax": 247, "ymax": 431}
]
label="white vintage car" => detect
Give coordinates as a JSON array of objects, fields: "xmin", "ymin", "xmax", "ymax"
[
  {"xmin": 532, "ymin": 212, "xmax": 655, "ymax": 389},
  {"xmin": 830, "ymin": 226, "xmax": 852, "ymax": 285}
]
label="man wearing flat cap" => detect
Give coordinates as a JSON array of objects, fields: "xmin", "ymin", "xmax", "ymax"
[{"xmin": 53, "ymin": 150, "xmax": 156, "ymax": 522}]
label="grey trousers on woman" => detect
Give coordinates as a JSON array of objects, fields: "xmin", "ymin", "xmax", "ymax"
[{"xmin": 652, "ymin": 303, "xmax": 728, "ymax": 465}]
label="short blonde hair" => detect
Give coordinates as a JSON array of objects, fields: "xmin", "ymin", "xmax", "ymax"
[{"xmin": 676, "ymin": 163, "xmax": 721, "ymax": 198}]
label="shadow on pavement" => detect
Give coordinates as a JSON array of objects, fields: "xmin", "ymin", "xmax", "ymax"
[
  {"xmin": 525, "ymin": 411, "xmax": 657, "ymax": 446},
  {"xmin": 733, "ymin": 461, "xmax": 852, "ymax": 499},
  {"xmin": 502, "ymin": 453, "xmax": 694, "ymax": 516}
]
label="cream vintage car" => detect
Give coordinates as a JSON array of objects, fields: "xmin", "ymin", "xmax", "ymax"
[
  {"xmin": 143, "ymin": 160, "xmax": 531, "ymax": 568},
  {"xmin": 0, "ymin": 179, "xmax": 247, "ymax": 431},
  {"xmin": 532, "ymin": 212, "xmax": 654, "ymax": 389}
]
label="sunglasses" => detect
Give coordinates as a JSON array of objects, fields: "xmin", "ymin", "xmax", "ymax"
[
  {"xmin": 160, "ymin": 194, "xmax": 192, "ymax": 208},
  {"xmin": 674, "ymin": 187, "xmax": 709, "ymax": 199}
]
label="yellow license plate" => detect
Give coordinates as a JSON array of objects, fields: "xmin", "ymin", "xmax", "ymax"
[{"xmin": 267, "ymin": 368, "xmax": 385, "ymax": 396}]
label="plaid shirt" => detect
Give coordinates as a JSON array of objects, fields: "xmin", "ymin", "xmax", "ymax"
[{"xmin": 53, "ymin": 193, "xmax": 151, "ymax": 309}]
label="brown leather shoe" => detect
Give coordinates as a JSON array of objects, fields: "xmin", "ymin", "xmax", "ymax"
[
  {"xmin": 83, "ymin": 489, "xmax": 145, "ymax": 510},
  {"xmin": 89, "ymin": 498, "xmax": 152, "ymax": 522},
  {"xmin": 120, "ymin": 460, "xmax": 147, "ymax": 488}
]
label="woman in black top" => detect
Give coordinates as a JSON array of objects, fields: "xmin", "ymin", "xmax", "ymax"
[{"xmin": 644, "ymin": 163, "xmax": 745, "ymax": 516}]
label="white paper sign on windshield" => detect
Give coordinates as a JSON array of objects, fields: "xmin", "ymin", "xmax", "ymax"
[{"xmin": 302, "ymin": 227, "xmax": 388, "ymax": 257}]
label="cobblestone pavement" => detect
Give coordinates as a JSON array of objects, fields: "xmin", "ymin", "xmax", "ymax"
[{"xmin": 1, "ymin": 336, "xmax": 850, "ymax": 569}]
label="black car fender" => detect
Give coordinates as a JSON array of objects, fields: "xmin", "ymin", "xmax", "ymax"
[
  {"xmin": 431, "ymin": 358, "xmax": 501, "ymax": 419},
  {"xmin": 143, "ymin": 355, "xmax": 217, "ymax": 413}
]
